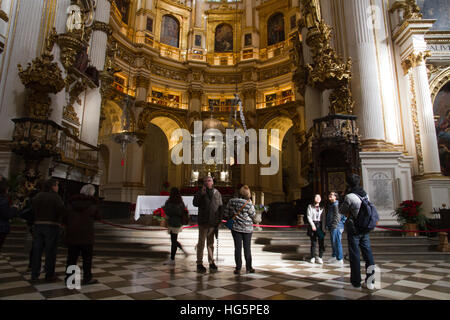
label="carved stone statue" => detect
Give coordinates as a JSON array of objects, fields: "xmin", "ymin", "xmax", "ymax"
[{"xmin": 66, "ymin": 4, "xmax": 83, "ymax": 32}]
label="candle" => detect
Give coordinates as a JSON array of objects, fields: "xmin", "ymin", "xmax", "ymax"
[{"xmin": 261, "ymin": 192, "xmax": 264, "ymax": 206}]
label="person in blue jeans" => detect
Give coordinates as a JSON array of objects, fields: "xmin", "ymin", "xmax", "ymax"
[
  {"xmin": 326, "ymin": 192, "xmax": 345, "ymax": 265},
  {"xmin": 339, "ymin": 174, "xmax": 376, "ymax": 290}
]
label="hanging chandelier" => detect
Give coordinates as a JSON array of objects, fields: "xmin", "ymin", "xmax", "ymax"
[{"xmin": 111, "ymin": 73, "xmax": 137, "ymax": 166}]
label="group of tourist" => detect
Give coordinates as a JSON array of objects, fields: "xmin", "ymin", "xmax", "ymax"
[
  {"xmin": 0, "ymin": 177, "xmax": 101, "ymax": 285},
  {"xmin": 164, "ymin": 173, "xmax": 376, "ymax": 290},
  {"xmin": 1, "ymin": 172, "xmax": 376, "ymax": 290}
]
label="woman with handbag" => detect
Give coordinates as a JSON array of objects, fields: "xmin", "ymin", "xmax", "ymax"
[
  {"xmin": 306, "ymin": 194, "xmax": 326, "ymax": 264},
  {"xmin": 163, "ymin": 187, "xmax": 189, "ymax": 265},
  {"xmin": 224, "ymin": 185, "xmax": 256, "ymax": 275}
]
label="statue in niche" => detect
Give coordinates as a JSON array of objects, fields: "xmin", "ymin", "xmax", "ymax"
[
  {"xmin": 302, "ymin": 0, "xmax": 321, "ymax": 29},
  {"xmin": 66, "ymin": 4, "xmax": 83, "ymax": 32}
]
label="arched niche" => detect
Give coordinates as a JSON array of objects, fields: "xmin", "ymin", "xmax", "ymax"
[{"xmin": 160, "ymin": 14, "xmax": 180, "ymax": 48}]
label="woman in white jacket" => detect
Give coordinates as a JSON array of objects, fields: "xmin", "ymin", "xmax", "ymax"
[{"xmin": 306, "ymin": 194, "xmax": 326, "ymax": 264}]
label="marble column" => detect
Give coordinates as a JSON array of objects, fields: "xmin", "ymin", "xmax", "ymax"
[
  {"xmin": 301, "ymin": 27, "xmax": 321, "ymax": 130},
  {"xmin": 80, "ymin": 0, "xmax": 111, "ymax": 146},
  {"xmin": 194, "ymin": 0, "xmax": 203, "ymax": 28},
  {"xmin": 344, "ymin": 0, "xmax": 385, "ymax": 144},
  {"xmin": 412, "ymin": 59, "xmax": 442, "ymax": 175}
]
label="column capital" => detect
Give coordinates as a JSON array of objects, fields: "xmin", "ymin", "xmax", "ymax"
[
  {"xmin": 135, "ymin": 74, "xmax": 150, "ymax": 89},
  {"xmin": 401, "ymin": 51, "xmax": 432, "ymax": 75},
  {"xmin": 92, "ymin": 21, "xmax": 112, "ymax": 36}
]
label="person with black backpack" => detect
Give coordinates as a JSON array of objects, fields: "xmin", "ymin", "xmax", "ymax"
[{"xmin": 340, "ymin": 174, "xmax": 379, "ymax": 290}]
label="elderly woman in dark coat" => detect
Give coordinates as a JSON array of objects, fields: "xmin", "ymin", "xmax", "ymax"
[{"xmin": 63, "ymin": 184, "xmax": 101, "ymax": 285}]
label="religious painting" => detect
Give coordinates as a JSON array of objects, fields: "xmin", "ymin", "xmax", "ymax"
[
  {"xmin": 244, "ymin": 33, "xmax": 252, "ymax": 46},
  {"xmin": 267, "ymin": 12, "xmax": 285, "ymax": 46},
  {"xmin": 195, "ymin": 34, "xmax": 202, "ymax": 47},
  {"xmin": 434, "ymin": 82, "xmax": 450, "ymax": 176},
  {"xmin": 214, "ymin": 23, "xmax": 233, "ymax": 52},
  {"xmin": 160, "ymin": 15, "xmax": 180, "ymax": 48},
  {"xmin": 290, "ymin": 15, "xmax": 296, "ymax": 30},
  {"xmin": 146, "ymin": 17, "xmax": 153, "ymax": 33},
  {"xmin": 113, "ymin": 0, "xmax": 130, "ymax": 24},
  {"xmin": 327, "ymin": 172, "xmax": 346, "ymax": 194},
  {"xmin": 265, "ymin": 93, "xmax": 277, "ymax": 107},
  {"xmin": 417, "ymin": 0, "xmax": 450, "ymax": 30}
]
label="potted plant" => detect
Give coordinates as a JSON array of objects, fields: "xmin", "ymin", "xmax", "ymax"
[
  {"xmin": 392, "ymin": 200, "xmax": 428, "ymax": 236},
  {"xmin": 160, "ymin": 181, "xmax": 170, "ymax": 195},
  {"xmin": 152, "ymin": 207, "xmax": 167, "ymax": 227}
]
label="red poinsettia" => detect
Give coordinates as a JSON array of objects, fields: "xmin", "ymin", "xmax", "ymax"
[
  {"xmin": 152, "ymin": 207, "xmax": 166, "ymax": 221},
  {"xmin": 393, "ymin": 200, "xmax": 427, "ymax": 227}
]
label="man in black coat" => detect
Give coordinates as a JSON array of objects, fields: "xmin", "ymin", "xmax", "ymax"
[
  {"xmin": 193, "ymin": 176, "xmax": 223, "ymax": 273},
  {"xmin": 31, "ymin": 179, "xmax": 65, "ymax": 282}
]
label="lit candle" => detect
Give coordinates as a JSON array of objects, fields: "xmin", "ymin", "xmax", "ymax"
[{"xmin": 261, "ymin": 192, "xmax": 264, "ymax": 206}]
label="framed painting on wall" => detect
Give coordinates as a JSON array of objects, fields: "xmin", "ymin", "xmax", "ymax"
[
  {"xmin": 195, "ymin": 35, "xmax": 202, "ymax": 47},
  {"xmin": 244, "ymin": 33, "xmax": 252, "ymax": 46}
]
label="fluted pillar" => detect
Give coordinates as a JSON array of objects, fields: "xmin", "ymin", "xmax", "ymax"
[
  {"xmin": 344, "ymin": 0, "xmax": 385, "ymax": 144},
  {"xmin": 301, "ymin": 27, "xmax": 321, "ymax": 130},
  {"xmin": 194, "ymin": 0, "xmax": 203, "ymax": 28},
  {"xmin": 80, "ymin": 0, "xmax": 111, "ymax": 146},
  {"xmin": 90, "ymin": 0, "xmax": 110, "ymax": 70},
  {"xmin": 412, "ymin": 60, "xmax": 442, "ymax": 174}
]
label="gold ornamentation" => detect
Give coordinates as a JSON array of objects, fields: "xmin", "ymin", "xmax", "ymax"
[
  {"xmin": 299, "ymin": 1, "xmax": 354, "ymax": 115},
  {"xmin": 401, "ymin": 51, "xmax": 432, "ymax": 74},
  {"xmin": 408, "ymin": 73, "xmax": 424, "ymax": 174},
  {"xmin": 17, "ymin": 52, "xmax": 65, "ymax": 119},
  {"xmin": 389, "ymin": 0, "xmax": 423, "ymax": 21},
  {"xmin": 329, "ymin": 84, "xmax": 355, "ymax": 115}
]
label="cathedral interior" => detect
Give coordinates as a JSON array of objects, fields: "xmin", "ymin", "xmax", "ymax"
[{"xmin": 0, "ymin": 0, "xmax": 449, "ymax": 302}]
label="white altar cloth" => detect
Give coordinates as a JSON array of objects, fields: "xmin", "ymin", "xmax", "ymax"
[{"xmin": 134, "ymin": 195, "xmax": 197, "ymax": 221}]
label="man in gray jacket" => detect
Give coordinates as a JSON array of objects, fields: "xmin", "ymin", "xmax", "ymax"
[
  {"xmin": 339, "ymin": 174, "xmax": 376, "ymax": 290},
  {"xmin": 193, "ymin": 176, "xmax": 223, "ymax": 273}
]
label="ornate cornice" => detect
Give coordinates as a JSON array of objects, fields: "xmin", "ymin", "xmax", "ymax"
[{"xmin": 389, "ymin": 0, "xmax": 423, "ymax": 22}]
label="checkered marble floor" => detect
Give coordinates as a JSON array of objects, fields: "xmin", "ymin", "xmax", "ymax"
[{"xmin": 1, "ymin": 253, "xmax": 450, "ymax": 300}]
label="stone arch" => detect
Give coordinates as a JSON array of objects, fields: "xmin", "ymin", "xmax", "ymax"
[
  {"xmin": 138, "ymin": 108, "xmax": 188, "ymax": 133},
  {"xmin": 430, "ymin": 67, "xmax": 450, "ymax": 104}
]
